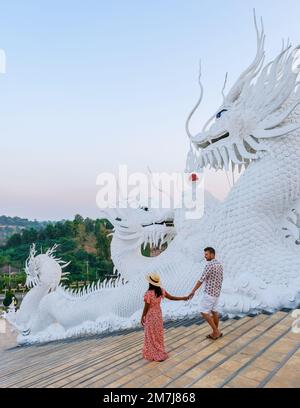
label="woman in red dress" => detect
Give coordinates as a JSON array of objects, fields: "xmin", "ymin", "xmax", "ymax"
[{"xmin": 141, "ymin": 272, "xmax": 189, "ymax": 362}]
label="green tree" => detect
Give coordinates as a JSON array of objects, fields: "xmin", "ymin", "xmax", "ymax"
[
  {"xmin": 6, "ymin": 233, "xmax": 22, "ymax": 248},
  {"xmin": 22, "ymin": 228, "xmax": 38, "ymax": 244},
  {"xmin": 84, "ymin": 218, "xmax": 95, "ymax": 234}
]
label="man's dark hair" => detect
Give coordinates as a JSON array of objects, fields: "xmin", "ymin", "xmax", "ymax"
[{"xmin": 204, "ymin": 247, "xmax": 215, "ymax": 255}]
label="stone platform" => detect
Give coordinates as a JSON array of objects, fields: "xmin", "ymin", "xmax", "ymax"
[{"xmin": 1, "ymin": 310, "xmax": 300, "ymax": 388}]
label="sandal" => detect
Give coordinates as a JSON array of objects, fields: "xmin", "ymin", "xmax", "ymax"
[
  {"xmin": 206, "ymin": 333, "xmax": 223, "ymax": 340},
  {"xmin": 206, "ymin": 334, "xmax": 218, "ymax": 340}
]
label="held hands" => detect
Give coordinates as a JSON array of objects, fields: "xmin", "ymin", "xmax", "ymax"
[{"xmin": 183, "ymin": 293, "xmax": 194, "ymax": 301}]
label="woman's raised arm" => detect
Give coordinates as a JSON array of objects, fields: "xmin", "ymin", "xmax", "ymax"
[{"xmin": 164, "ymin": 290, "xmax": 189, "ymax": 301}]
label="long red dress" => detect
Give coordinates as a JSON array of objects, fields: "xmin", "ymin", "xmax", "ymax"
[{"xmin": 142, "ymin": 288, "xmax": 169, "ymax": 362}]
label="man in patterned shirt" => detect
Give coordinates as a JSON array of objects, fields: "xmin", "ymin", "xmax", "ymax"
[{"xmin": 188, "ymin": 247, "xmax": 223, "ymax": 340}]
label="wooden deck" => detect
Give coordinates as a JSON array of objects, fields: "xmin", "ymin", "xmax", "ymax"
[{"xmin": 1, "ymin": 310, "xmax": 300, "ymax": 388}]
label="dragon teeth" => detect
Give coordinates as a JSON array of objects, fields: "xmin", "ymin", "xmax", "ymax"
[
  {"xmin": 231, "ymin": 162, "xmax": 236, "ymax": 173},
  {"xmin": 196, "ymin": 154, "xmax": 204, "ymax": 168},
  {"xmin": 209, "ymin": 151, "xmax": 216, "ymax": 169},
  {"xmin": 207, "ymin": 152, "xmax": 213, "ymax": 168},
  {"xmin": 227, "ymin": 145, "xmax": 242, "ymax": 165},
  {"xmin": 196, "ymin": 143, "xmax": 252, "ymax": 171},
  {"xmin": 212, "ymin": 152, "xmax": 218, "ymax": 169},
  {"xmin": 213, "ymin": 148, "xmax": 223, "ymax": 169},
  {"xmin": 233, "ymin": 144, "xmax": 244, "ymax": 164},
  {"xmin": 203, "ymin": 153, "xmax": 209, "ymax": 167},
  {"xmin": 220, "ymin": 146, "xmax": 230, "ymax": 171}
]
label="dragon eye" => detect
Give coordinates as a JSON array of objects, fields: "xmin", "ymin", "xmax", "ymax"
[{"xmin": 216, "ymin": 109, "xmax": 228, "ymax": 119}]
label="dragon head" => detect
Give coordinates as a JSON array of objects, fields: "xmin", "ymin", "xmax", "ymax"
[
  {"xmin": 100, "ymin": 206, "xmax": 176, "ymax": 252},
  {"xmin": 186, "ymin": 11, "xmax": 300, "ymax": 173},
  {"xmin": 25, "ymin": 244, "xmax": 70, "ymax": 291}
]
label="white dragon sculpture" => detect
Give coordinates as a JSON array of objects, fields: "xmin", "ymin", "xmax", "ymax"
[{"xmin": 5, "ymin": 12, "xmax": 300, "ymax": 344}]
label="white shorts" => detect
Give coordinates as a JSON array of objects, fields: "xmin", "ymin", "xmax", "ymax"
[{"xmin": 199, "ymin": 293, "xmax": 220, "ymax": 314}]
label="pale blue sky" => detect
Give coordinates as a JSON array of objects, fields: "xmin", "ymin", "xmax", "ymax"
[{"xmin": 1, "ymin": 0, "xmax": 300, "ymax": 220}]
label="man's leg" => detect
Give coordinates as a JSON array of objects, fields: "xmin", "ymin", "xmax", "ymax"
[
  {"xmin": 212, "ymin": 311, "xmax": 219, "ymax": 329},
  {"xmin": 201, "ymin": 312, "xmax": 221, "ymax": 338}
]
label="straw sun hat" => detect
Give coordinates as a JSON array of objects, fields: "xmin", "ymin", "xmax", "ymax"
[{"xmin": 145, "ymin": 272, "xmax": 161, "ymax": 287}]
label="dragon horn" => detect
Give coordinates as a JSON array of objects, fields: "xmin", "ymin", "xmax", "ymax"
[{"xmin": 185, "ymin": 59, "xmax": 204, "ymax": 140}]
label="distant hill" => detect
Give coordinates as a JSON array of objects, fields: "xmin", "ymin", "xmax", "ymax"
[{"xmin": 0, "ymin": 216, "xmax": 50, "ymax": 244}]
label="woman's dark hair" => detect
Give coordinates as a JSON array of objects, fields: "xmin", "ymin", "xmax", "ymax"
[{"xmin": 149, "ymin": 283, "xmax": 162, "ymax": 297}]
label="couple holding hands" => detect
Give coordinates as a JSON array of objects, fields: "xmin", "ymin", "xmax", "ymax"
[{"xmin": 141, "ymin": 247, "xmax": 224, "ymax": 362}]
